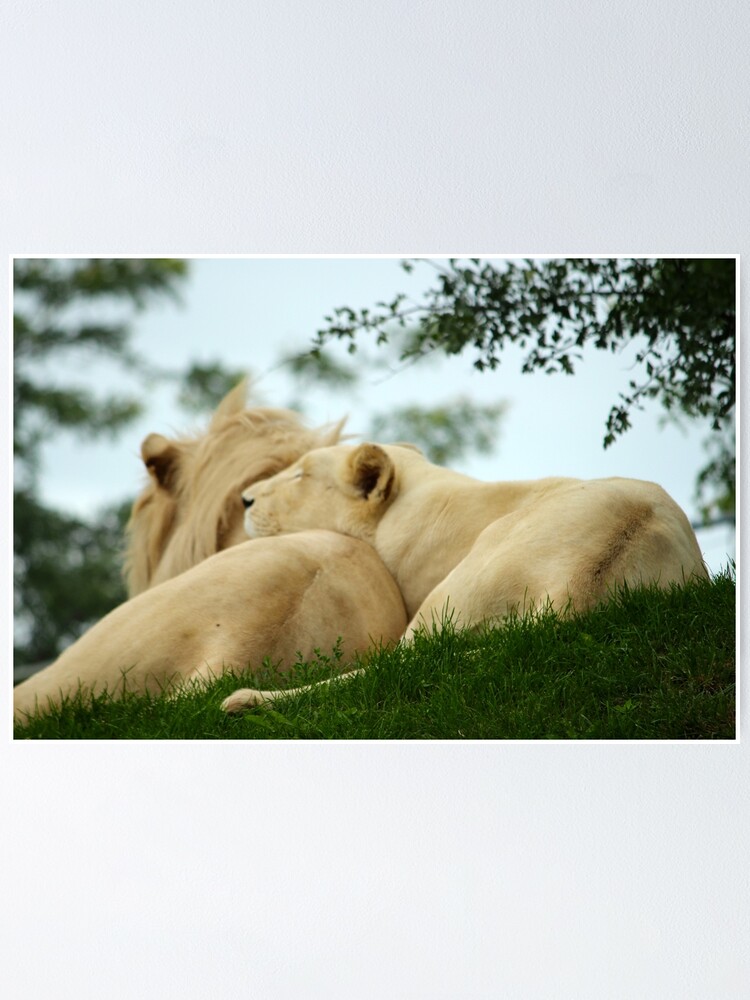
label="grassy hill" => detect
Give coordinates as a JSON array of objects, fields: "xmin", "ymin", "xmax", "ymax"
[{"xmin": 14, "ymin": 570, "xmax": 736, "ymax": 741}]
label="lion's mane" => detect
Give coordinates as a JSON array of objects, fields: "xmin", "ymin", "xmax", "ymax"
[{"xmin": 124, "ymin": 380, "xmax": 345, "ymax": 594}]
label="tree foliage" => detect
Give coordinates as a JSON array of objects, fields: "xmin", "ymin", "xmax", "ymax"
[
  {"xmin": 370, "ymin": 398, "xmax": 507, "ymax": 465},
  {"xmin": 13, "ymin": 258, "xmax": 189, "ymax": 665},
  {"xmin": 14, "ymin": 259, "xmax": 187, "ymax": 478},
  {"xmin": 177, "ymin": 361, "xmax": 248, "ymax": 414},
  {"xmin": 311, "ymin": 257, "xmax": 736, "ymax": 520},
  {"xmin": 14, "ymin": 493, "xmax": 133, "ymax": 664}
]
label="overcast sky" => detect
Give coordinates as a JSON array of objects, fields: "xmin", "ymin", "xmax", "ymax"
[{"xmin": 25, "ymin": 256, "xmax": 734, "ymax": 574}]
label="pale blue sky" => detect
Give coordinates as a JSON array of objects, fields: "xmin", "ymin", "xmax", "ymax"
[{"xmin": 28, "ymin": 256, "xmax": 734, "ymax": 573}]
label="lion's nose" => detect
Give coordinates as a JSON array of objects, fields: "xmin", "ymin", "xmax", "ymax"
[{"xmin": 242, "ymin": 496, "xmax": 255, "ymax": 509}]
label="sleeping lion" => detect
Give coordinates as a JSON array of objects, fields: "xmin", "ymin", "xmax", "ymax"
[
  {"xmin": 220, "ymin": 441, "xmax": 708, "ymax": 711},
  {"xmin": 14, "ymin": 385, "xmax": 406, "ymax": 723}
]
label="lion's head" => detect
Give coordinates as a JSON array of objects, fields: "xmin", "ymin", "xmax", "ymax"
[
  {"xmin": 242, "ymin": 443, "xmax": 414, "ymax": 543},
  {"xmin": 124, "ymin": 380, "xmax": 345, "ymax": 595}
]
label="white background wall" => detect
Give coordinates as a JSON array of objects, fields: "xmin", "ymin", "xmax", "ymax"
[{"xmin": 2, "ymin": 2, "xmax": 747, "ymax": 997}]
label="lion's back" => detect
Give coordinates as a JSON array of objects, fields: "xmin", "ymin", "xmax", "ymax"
[{"xmin": 415, "ymin": 475, "xmax": 708, "ymax": 628}]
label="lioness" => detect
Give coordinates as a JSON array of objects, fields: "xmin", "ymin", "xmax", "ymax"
[
  {"xmin": 241, "ymin": 441, "xmax": 708, "ymax": 637},
  {"xmin": 14, "ymin": 385, "xmax": 407, "ymax": 723},
  {"xmin": 223, "ymin": 441, "xmax": 707, "ymax": 713}
]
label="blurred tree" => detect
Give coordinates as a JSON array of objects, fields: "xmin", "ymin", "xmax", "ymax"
[
  {"xmin": 277, "ymin": 343, "xmax": 508, "ymax": 464},
  {"xmin": 370, "ymin": 398, "xmax": 507, "ymax": 465},
  {"xmin": 310, "ymin": 258, "xmax": 736, "ymax": 523},
  {"xmin": 177, "ymin": 361, "xmax": 248, "ymax": 414},
  {"xmin": 14, "ymin": 258, "xmax": 189, "ymax": 666},
  {"xmin": 14, "ymin": 494, "xmax": 134, "ymax": 665}
]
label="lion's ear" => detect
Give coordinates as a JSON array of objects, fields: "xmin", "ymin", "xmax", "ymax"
[
  {"xmin": 209, "ymin": 378, "xmax": 249, "ymax": 429},
  {"xmin": 141, "ymin": 433, "xmax": 182, "ymax": 491},
  {"xmin": 348, "ymin": 444, "xmax": 395, "ymax": 503}
]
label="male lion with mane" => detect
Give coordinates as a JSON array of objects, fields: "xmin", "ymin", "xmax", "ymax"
[
  {"xmin": 14, "ymin": 385, "xmax": 406, "ymax": 723},
  {"xmin": 222, "ymin": 440, "xmax": 709, "ymax": 711}
]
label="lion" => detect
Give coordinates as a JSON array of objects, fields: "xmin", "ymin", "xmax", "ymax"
[
  {"xmin": 13, "ymin": 531, "xmax": 407, "ymax": 722},
  {"xmin": 222, "ymin": 440, "xmax": 709, "ymax": 711},
  {"xmin": 14, "ymin": 386, "xmax": 407, "ymax": 723},
  {"xmin": 124, "ymin": 379, "xmax": 346, "ymax": 593}
]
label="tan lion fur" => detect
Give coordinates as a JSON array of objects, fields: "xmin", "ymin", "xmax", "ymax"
[
  {"xmin": 125, "ymin": 379, "xmax": 347, "ymax": 594},
  {"xmin": 242, "ymin": 440, "xmax": 708, "ymax": 643},
  {"xmin": 224, "ymin": 442, "xmax": 708, "ymax": 712},
  {"xmin": 14, "ymin": 385, "xmax": 408, "ymax": 722},
  {"xmin": 14, "ymin": 532, "xmax": 407, "ymax": 722}
]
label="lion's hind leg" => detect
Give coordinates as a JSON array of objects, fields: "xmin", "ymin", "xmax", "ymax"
[{"xmin": 402, "ymin": 518, "xmax": 574, "ymax": 640}]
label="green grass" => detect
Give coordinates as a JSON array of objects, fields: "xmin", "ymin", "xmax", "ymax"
[{"xmin": 14, "ymin": 570, "xmax": 736, "ymax": 740}]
